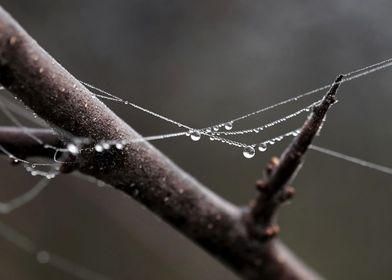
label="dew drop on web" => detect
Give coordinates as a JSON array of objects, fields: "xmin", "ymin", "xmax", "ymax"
[{"xmin": 243, "ymin": 146, "xmax": 255, "ymax": 159}]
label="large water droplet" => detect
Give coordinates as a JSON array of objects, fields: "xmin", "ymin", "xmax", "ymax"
[
  {"xmin": 115, "ymin": 143, "xmax": 124, "ymax": 150},
  {"xmin": 243, "ymin": 146, "xmax": 255, "ymax": 159},
  {"xmin": 258, "ymin": 143, "xmax": 267, "ymax": 152},
  {"xmin": 190, "ymin": 130, "xmax": 201, "ymax": 141},
  {"xmin": 66, "ymin": 143, "xmax": 79, "ymax": 155},
  {"xmin": 224, "ymin": 122, "xmax": 233, "ymax": 130},
  {"xmin": 95, "ymin": 144, "xmax": 103, "ymax": 152}
]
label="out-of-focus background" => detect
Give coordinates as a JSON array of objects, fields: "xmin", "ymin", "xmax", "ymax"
[{"xmin": 1, "ymin": 1, "xmax": 392, "ymax": 279}]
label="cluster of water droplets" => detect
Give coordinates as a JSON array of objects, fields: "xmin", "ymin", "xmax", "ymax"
[
  {"xmin": 209, "ymin": 102, "xmax": 317, "ymax": 136},
  {"xmin": 2, "ymin": 56, "xmax": 392, "ymax": 168},
  {"xmin": 241, "ymin": 129, "xmax": 301, "ymax": 159},
  {"xmin": 93, "ymin": 140, "xmax": 125, "ymax": 152}
]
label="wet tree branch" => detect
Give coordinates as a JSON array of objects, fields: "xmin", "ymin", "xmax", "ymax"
[{"xmin": 0, "ymin": 6, "xmax": 342, "ymax": 279}]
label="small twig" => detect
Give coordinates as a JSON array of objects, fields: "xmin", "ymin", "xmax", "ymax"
[
  {"xmin": 246, "ymin": 75, "xmax": 343, "ymax": 235},
  {"xmin": 0, "ymin": 5, "xmax": 340, "ymax": 280},
  {"xmin": 0, "ymin": 126, "xmax": 61, "ymax": 159}
]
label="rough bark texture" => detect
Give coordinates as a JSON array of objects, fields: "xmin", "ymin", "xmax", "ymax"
[{"xmin": 0, "ymin": 6, "xmax": 343, "ymax": 279}]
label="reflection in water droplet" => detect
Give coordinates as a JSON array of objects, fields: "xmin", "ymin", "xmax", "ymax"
[
  {"xmin": 95, "ymin": 144, "xmax": 103, "ymax": 152},
  {"xmin": 224, "ymin": 122, "xmax": 233, "ymax": 130},
  {"xmin": 243, "ymin": 146, "xmax": 256, "ymax": 159},
  {"xmin": 115, "ymin": 143, "xmax": 124, "ymax": 150},
  {"xmin": 258, "ymin": 143, "xmax": 267, "ymax": 152},
  {"xmin": 66, "ymin": 143, "xmax": 79, "ymax": 155},
  {"xmin": 190, "ymin": 130, "xmax": 201, "ymax": 141}
]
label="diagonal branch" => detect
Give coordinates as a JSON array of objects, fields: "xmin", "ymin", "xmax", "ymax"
[
  {"xmin": 245, "ymin": 76, "xmax": 343, "ymax": 234},
  {"xmin": 0, "ymin": 5, "xmax": 341, "ymax": 280}
]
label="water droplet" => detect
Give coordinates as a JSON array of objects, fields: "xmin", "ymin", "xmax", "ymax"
[
  {"xmin": 115, "ymin": 143, "xmax": 124, "ymax": 150},
  {"xmin": 124, "ymin": 101, "xmax": 129, "ymax": 105},
  {"xmin": 66, "ymin": 143, "xmax": 79, "ymax": 155},
  {"xmin": 190, "ymin": 130, "xmax": 201, "ymax": 141},
  {"xmin": 94, "ymin": 144, "xmax": 103, "ymax": 152},
  {"xmin": 213, "ymin": 126, "xmax": 219, "ymax": 132},
  {"xmin": 102, "ymin": 143, "xmax": 110, "ymax": 149},
  {"xmin": 206, "ymin": 128, "xmax": 212, "ymax": 133},
  {"xmin": 31, "ymin": 164, "xmax": 36, "ymax": 168},
  {"xmin": 36, "ymin": 251, "xmax": 50, "ymax": 264},
  {"xmin": 13, "ymin": 159, "xmax": 19, "ymax": 164},
  {"xmin": 209, "ymin": 136, "xmax": 215, "ymax": 141},
  {"xmin": 224, "ymin": 122, "xmax": 233, "ymax": 130},
  {"xmin": 258, "ymin": 143, "xmax": 267, "ymax": 152},
  {"xmin": 268, "ymin": 140, "xmax": 275, "ymax": 145},
  {"xmin": 243, "ymin": 146, "xmax": 255, "ymax": 159},
  {"xmin": 97, "ymin": 180, "xmax": 106, "ymax": 187},
  {"xmin": 253, "ymin": 128, "xmax": 260, "ymax": 133}
]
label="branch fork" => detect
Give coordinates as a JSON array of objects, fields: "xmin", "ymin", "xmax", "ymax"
[{"xmin": 0, "ymin": 5, "xmax": 344, "ymax": 279}]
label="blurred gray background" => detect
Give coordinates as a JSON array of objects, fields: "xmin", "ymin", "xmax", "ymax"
[{"xmin": 1, "ymin": 0, "xmax": 392, "ymax": 279}]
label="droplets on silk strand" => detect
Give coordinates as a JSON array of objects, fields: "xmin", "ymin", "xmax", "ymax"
[{"xmin": 1, "ymin": 57, "xmax": 392, "ymax": 164}]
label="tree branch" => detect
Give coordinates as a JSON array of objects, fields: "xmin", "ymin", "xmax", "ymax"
[
  {"xmin": 245, "ymin": 76, "xmax": 343, "ymax": 234},
  {"xmin": 0, "ymin": 126, "xmax": 61, "ymax": 159},
  {"xmin": 0, "ymin": 6, "xmax": 340, "ymax": 279}
]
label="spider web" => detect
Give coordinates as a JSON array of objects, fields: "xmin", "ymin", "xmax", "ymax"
[{"xmin": 0, "ymin": 57, "xmax": 392, "ymax": 279}]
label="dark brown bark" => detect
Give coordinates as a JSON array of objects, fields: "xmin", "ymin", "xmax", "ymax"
[
  {"xmin": 0, "ymin": 5, "xmax": 342, "ymax": 279},
  {"xmin": 246, "ymin": 76, "xmax": 343, "ymax": 234},
  {"xmin": 0, "ymin": 126, "xmax": 61, "ymax": 159}
]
